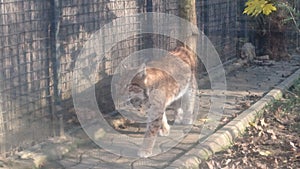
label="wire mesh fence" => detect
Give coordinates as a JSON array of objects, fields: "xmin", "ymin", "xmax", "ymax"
[
  {"xmin": 0, "ymin": 0, "xmax": 54, "ymax": 154},
  {"xmin": 237, "ymin": 0, "xmax": 300, "ymax": 55},
  {"xmin": 54, "ymin": 0, "xmax": 148, "ymax": 132},
  {"xmin": 197, "ymin": 0, "xmax": 238, "ymax": 62},
  {"xmin": 0, "ymin": 0, "xmax": 299, "ymax": 155}
]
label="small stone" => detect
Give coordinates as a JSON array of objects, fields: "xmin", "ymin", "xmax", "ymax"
[
  {"xmin": 240, "ymin": 43, "xmax": 256, "ymax": 62},
  {"xmin": 32, "ymin": 154, "xmax": 47, "ymax": 168},
  {"xmin": 256, "ymin": 55, "xmax": 269, "ymax": 60}
]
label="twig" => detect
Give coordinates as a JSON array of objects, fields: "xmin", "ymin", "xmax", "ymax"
[{"xmin": 280, "ymin": 2, "xmax": 300, "ymax": 33}]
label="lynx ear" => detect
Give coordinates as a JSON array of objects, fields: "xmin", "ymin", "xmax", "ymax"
[{"xmin": 137, "ymin": 63, "xmax": 147, "ymax": 76}]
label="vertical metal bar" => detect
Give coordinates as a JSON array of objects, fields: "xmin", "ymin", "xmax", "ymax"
[
  {"xmin": 0, "ymin": 1, "xmax": 5, "ymax": 154},
  {"xmin": 47, "ymin": 0, "xmax": 61, "ymax": 138},
  {"xmin": 296, "ymin": 1, "xmax": 300, "ymax": 48},
  {"xmin": 49, "ymin": 0, "xmax": 60, "ymax": 115},
  {"xmin": 203, "ymin": 0, "xmax": 209, "ymax": 36},
  {"xmin": 146, "ymin": 0, "xmax": 153, "ymax": 12},
  {"xmin": 145, "ymin": 0, "xmax": 153, "ymax": 49}
]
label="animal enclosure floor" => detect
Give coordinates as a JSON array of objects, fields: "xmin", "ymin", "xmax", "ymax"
[{"xmin": 2, "ymin": 54, "xmax": 300, "ymax": 169}]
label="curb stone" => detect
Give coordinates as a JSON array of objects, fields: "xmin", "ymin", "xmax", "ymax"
[{"xmin": 167, "ymin": 68, "xmax": 300, "ymax": 169}]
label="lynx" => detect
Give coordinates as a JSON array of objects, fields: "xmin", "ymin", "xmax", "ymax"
[{"xmin": 124, "ymin": 46, "xmax": 197, "ymax": 158}]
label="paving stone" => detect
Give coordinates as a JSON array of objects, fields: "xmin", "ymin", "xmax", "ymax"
[
  {"xmin": 80, "ymin": 156, "xmax": 101, "ymax": 166},
  {"xmin": 92, "ymin": 163, "xmax": 131, "ymax": 169},
  {"xmin": 69, "ymin": 163, "xmax": 97, "ymax": 169},
  {"xmin": 59, "ymin": 158, "xmax": 79, "ymax": 168},
  {"xmin": 83, "ymin": 149, "xmax": 122, "ymax": 163}
]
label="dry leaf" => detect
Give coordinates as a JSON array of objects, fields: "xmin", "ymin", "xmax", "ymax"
[
  {"xmin": 289, "ymin": 141, "xmax": 297, "ymax": 151},
  {"xmin": 258, "ymin": 150, "xmax": 271, "ymax": 156},
  {"xmin": 249, "ymin": 121, "xmax": 257, "ymax": 129},
  {"xmin": 266, "ymin": 129, "xmax": 277, "ymax": 139},
  {"xmin": 259, "ymin": 118, "xmax": 268, "ymax": 127},
  {"xmin": 224, "ymin": 159, "xmax": 231, "ymax": 165}
]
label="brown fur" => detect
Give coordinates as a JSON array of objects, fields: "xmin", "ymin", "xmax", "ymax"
[
  {"xmin": 131, "ymin": 68, "xmax": 180, "ymax": 107},
  {"xmin": 126, "ymin": 46, "xmax": 197, "ymax": 158},
  {"xmin": 169, "ymin": 46, "xmax": 197, "ymax": 73}
]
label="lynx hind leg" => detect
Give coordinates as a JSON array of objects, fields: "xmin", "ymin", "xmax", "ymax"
[
  {"xmin": 181, "ymin": 91, "xmax": 195, "ymax": 124},
  {"xmin": 172, "ymin": 99, "xmax": 184, "ymax": 124},
  {"xmin": 173, "ymin": 98, "xmax": 194, "ymax": 125},
  {"xmin": 169, "ymin": 98, "xmax": 185, "ymax": 124},
  {"xmin": 174, "ymin": 77, "xmax": 197, "ymax": 125},
  {"xmin": 181, "ymin": 77, "xmax": 197, "ymax": 125},
  {"xmin": 159, "ymin": 112, "xmax": 170, "ymax": 136}
]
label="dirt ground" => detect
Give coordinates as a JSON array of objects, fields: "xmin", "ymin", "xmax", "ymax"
[{"xmin": 199, "ymin": 79, "xmax": 300, "ymax": 169}]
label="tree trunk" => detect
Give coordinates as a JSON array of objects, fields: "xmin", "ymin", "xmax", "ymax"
[{"xmin": 178, "ymin": 0, "xmax": 197, "ymax": 51}]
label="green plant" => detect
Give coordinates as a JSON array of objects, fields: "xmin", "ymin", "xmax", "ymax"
[
  {"xmin": 244, "ymin": 0, "xmax": 299, "ymax": 32},
  {"xmin": 244, "ymin": 0, "xmax": 277, "ymax": 16},
  {"xmin": 242, "ymin": 0, "xmax": 299, "ymax": 60},
  {"xmin": 278, "ymin": 2, "xmax": 300, "ymax": 32}
]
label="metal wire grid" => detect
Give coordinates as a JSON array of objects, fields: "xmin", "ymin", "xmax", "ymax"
[
  {"xmin": 237, "ymin": 0, "xmax": 300, "ymax": 54},
  {"xmin": 0, "ymin": 0, "xmax": 241, "ymax": 155},
  {"xmin": 0, "ymin": 0, "xmax": 53, "ymax": 154},
  {"xmin": 0, "ymin": 0, "xmax": 148, "ymax": 155},
  {"xmin": 54, "ymin": 0, "xmax": 147, "ymax": 130},
  {"xmin": 150, "ymin": 0, "xmax": 180, "ymax": 50},
  {"xmin": 198, "ymin": 0, "xmax": 238, "ymax": 63}
]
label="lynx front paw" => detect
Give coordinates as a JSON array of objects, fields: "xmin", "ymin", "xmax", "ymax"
[
  {"xmin": 137, "ymin": 149, "xmax": 152, "ymax": 158},
  {"xmin": 159, "ymin": 124, "xmax": 170, "ymax": 136},
  {"xmin": 174, "ymin": 118, "xmax": 193, "ymax": 125},
  {"xmin": 182, "ymin": 118, "xmax": 193, "ymax": 125}
]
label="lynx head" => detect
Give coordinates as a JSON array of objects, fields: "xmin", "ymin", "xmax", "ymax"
[
  {"xmin": 126, "ymin": 63, "xmax": 149, "ymax": 111},
  {"xmin": 127, "ymin": 84, "xmax": 148, "ymax": 110}
]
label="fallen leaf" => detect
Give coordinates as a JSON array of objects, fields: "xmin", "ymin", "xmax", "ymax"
[
  {"xmin": 274, "ymin": 158, "xmax": 279, "ymax": 166},
  {"xmin": 221, "ymin": 166, "xmax": 230, "ymax": 169},
  {"xmin": 266, "ymin": 129, "xmax": 277, "ymax": 139},
  {"xmin": 289, "ymin": 141, "xmax": 297, "ymax": 151},
  {"xmin": 249, "ymin": 121, "xmax": 257, "ymax": 128},
  {"xmin": 206, "ymin": 161, "xmax": 215, "ymax": 169},
  {"xmin": 256, "ymin": 161, "xmax": 267, "ymax": 168},
  {"xmin": 260, "ymin": 118, "xmax": 268, "ymax": 127},
  {"xmin": 224, "ymin": 159, "xmax": 231, "ymax": 165},
  {"xmin": 258, "ymin": 150, "xmax": 272, "ymax": 156},
  {"xmin": 242, "ymin": 156, "xmax": 248, "ymax": 164}
]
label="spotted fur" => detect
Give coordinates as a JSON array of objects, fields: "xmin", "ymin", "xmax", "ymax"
[{"xmin": 126, "ymin": 46, "xmax": 197, "ymax": 158}]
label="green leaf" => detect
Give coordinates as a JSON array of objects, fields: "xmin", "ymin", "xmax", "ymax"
[
  {"xmin": 263, "ymin": 3, "xmax": 277, "ymax": 15},
  {"xmin": 243, "ymin": 0, "xmax": 276, "ymax": 17}
]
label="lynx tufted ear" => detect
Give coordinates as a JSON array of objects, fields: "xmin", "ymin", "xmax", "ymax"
[
  {"xmin": 138, "ymin": 63, "xmax": 147, "ymax": 75},
  {"xmin": 132, "ymin": 63, "xmax": 147, "ymax": 85},
  {"xmin": 136, "ymin": 63, "xmax": 147, "ymax": 76}
]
